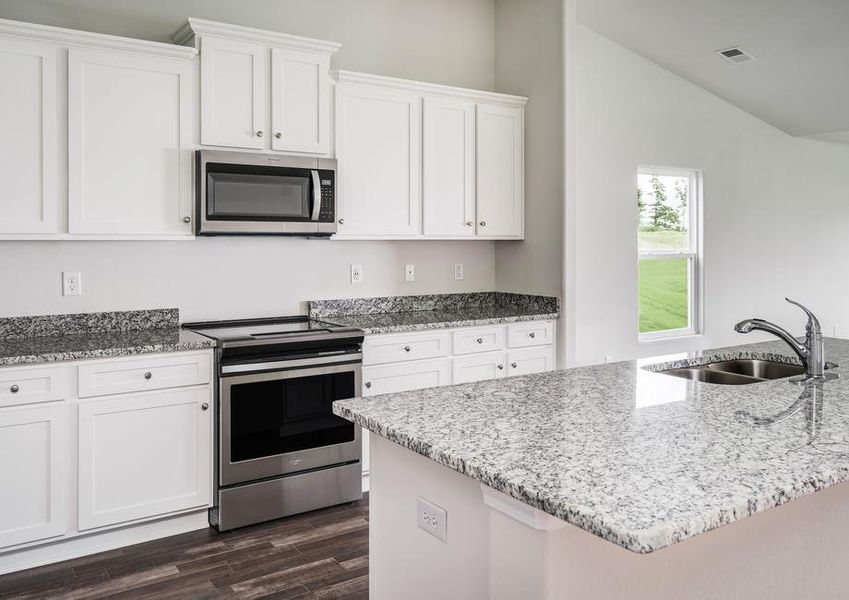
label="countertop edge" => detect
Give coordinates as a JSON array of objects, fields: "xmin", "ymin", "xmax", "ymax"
[
  {"xmin": 0, "ymin": 339, "xmax": 217, "ymax": 367},
  {"xmin": 354, "ymin": 311, "xmax": 560, "ymax": 335}
]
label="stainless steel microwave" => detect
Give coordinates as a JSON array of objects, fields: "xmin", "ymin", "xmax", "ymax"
[{"xmin": 196, "ymin": 150, "xmax": 337, "ymax": 236}]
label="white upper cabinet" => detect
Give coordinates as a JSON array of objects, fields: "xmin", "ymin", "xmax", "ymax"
[
  {"xmin": 68, "ymin": 49, "xmax": 194, "ymax": 235},
  {"xmin": 199, "ymin": 36, "xmax": 267, "ymax": 149},
  {"xmin": 476, "ymin": 103, "xmax": 524, "ymax": 238},
  {"xmin": 0, "ymin": 38, "xmax": 58, "ymax": 234},
  {"xmin": 334, "ymin": 71, "xmax": 527, "ymax": 240},
  {"xmin": 271, "ymin": 48, "xmax": 330, "ymax": 153},
  {"xmin": 423, "ymin": 97, "xmax": 476, "ymax": 237},
  {"xmin": 336, "ymin": 81, "xmax": 422, "ymax": 236},
  {"xmin": 174, "ymin": 18, "xmax": 339, "ymax": 156}
]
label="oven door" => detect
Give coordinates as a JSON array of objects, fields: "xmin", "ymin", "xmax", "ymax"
[{"xmin": 219, "ymin": 361, "xmax": 361, "ymax": 487}]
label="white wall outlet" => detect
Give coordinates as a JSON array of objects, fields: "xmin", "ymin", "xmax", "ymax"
[
  {"xmin": 350, "ymin": 264, "xmax": 363, "ymax": 284},
  {"xmin": 405, "ymin": 264, "xmax": 415, "ymax": 282},
  {"xmin": 454, "ymin": 263, "xmax": 464, "ymax": 280},
  {"xmin": 62, "ymin": 271, "xmax": 82, "ymax": 296},
  {"xmin": 416, "ymin": 496, "xmax": 447, "ymax": 542}
]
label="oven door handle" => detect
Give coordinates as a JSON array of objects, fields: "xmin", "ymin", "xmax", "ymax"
[
  {"xmin": 310, "ymin": 170, "xmax": 321, "ymax": 221},
  {"xmin": 221, "ymin": 352, "xmax": 362, "ymax": 375}
]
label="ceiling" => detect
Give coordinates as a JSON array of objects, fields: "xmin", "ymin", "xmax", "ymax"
[{"xmin": 578, "ymin": 0, "xmax": 849, "ymax": 141}]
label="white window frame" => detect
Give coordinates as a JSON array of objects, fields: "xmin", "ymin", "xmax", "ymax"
[{"xmin": 637, "ymin": 165, "xmax": 703, "ymax": 342}]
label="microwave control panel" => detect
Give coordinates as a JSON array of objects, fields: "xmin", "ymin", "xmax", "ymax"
[{"xmin": 318, "ymin": 170, "xmax": 335, "ymax": 223}]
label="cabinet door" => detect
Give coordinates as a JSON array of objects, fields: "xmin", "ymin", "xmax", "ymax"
[
  {"xmin": 336, "ymin": 84, "xmax": 422, "ymax": 236},
  {"xmin": 476, "ymin": 103, "xmax": 524, "ymax": 237},
  {"xmin": 452, "ymin": 351, "xmax": 507, "ymax": 384},
  {"xmin": 0, "ymin": 404, "xmax": 66, "ymax": 549},
  {"xmin": 507, "ymin": 346, "xmax": 554, "ymax": 377},
  {"xmin": 68, "ymin": 49, "xmax": 193, "ymax": 235},
  {"xmin": 362, "ymin": 359, "xmax": 451, "ymax": 397},
  {"xmin": 78, "ymin": 388, "xmax": 211, "ymax": 531},
  {"xmin": 200, "ymin": 37, "xmax": 267, "ymax": 149},
  {"xmin": 422, "ymin": 97, "xmax": 475, "ymax": 237},
  {"xmin": 271, "ymin": 48, "xmax": 330, "ymax": 154},
  {"xmin": 0, "ymin": 39, "xmax": 58, "ymax": 234}
]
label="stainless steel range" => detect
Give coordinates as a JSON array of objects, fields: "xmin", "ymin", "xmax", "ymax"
[{"xmin": 183, "ymin": 316, "xmax": 364, "ymax": 531}]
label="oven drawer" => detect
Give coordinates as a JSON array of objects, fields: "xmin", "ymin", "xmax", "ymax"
[
  {"xmin": 215, "ymin": 461, "xmax": 362, "ymax": 531},
  {"xmin": 78, "ymin": 352, "xmax": 212, "ymax": 398},
  {"xmin": 0, "ymin": 365, "xmax": 66, "ymax": 408},
  {"xmin": 507, "ymin": 321, "xmax": 554, "ymax": 348},
  {"xmin": 363, "ymin": 331, "xmax": 450, "ymax": 365}
]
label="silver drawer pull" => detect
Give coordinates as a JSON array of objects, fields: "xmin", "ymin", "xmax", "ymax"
[
  {"xmin": 256, "ymin": 130, "xmax": 264, "ymax": 137},
  {"xmin": 479, "ymin": 221, "xmax": 487, "ymax": 227},
  {"xmin": 476, "ymin": 338, "xmax": 483, "ymax": 344},
  {"xmin": 275, "ymin": 132, "xmax": 282, "ymax": 139},
  {"xmin": 404, "ymin": 346, "xmax": 411, "ymax": 352},
  {"xmin": 529, "ymin": 332, "xmax": 536, "ymax": 338},
  {"xmin": 10, "ymin": 384, "xmax": 19, "ymax": 394},
  {"xmin": 497, "ymin": 364, "xmax": 504, "ymax": 370},
  {"xmin": 466, "ymin": 221, "xmax": 473, "ymax": 226},
  {"xmin": 511, "ymin": 362, "xmax": 518, "ymax": 368},
  {"xmin": 365, "ymin": 382, "xmax": 372, "ymax": 389},
  {"xmin": 144, "ymin": 371, "xmax": 152, "ymax": 380},
  {"xmin": 201, "ymin": 402, "xmax": 209, "ymax": 411}
]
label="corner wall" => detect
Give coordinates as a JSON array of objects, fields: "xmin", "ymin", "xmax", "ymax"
[{"xmin": 573, "ymin": 25, "xmax": 849, "ymax": 365}]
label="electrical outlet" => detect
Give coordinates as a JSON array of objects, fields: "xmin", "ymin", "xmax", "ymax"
[
  {"xmin": 405, "ymin": 264, "xmax": 415, "ymax": 282},
  {"xmin": 62, "ymin": 271, "xmax": 82, "ymax": 296},
  {"xmin": 454, "ymin": 263, "xmax": 464, "ymax": 280},
  {"xmin": 416, "ymin": 497, "xmax": 447, "ymax": 542},
  {"xmin": 350, "ymin": 264, "xmax": 363, "ymax": 284}
]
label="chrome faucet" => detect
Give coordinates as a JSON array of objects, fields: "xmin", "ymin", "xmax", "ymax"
[{"xmin": 734, "ymin": 298, "xmax": 835, "ymax": 383}]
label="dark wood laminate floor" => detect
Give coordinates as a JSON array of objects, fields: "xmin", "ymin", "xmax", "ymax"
[{"xmin": 0, "ymin": 495, "xmax": 369, "ymax": 600}]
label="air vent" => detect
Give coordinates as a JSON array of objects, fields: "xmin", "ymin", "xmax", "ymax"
[{"xmin": 716, "ymin": 47, "xmax": 756, "ymax": 64}]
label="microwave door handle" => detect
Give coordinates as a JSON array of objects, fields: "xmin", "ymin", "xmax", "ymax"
[{"xmin": 310, "ymin": 170, "xmax": 321, "ymax": 221}]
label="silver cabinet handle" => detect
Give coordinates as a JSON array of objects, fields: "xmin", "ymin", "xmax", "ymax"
[
  {"xmin": 256, "ymin": 130, "xmax": 264, "ymax": 137},
  {"xmin": 497, "ymin": 364, "xmax": 504, "ymax": 370},
  {"xmin": 183, "ymin": 216, "xmax": 191, "ymax": 223},
  {"xmin": 275, "ymin": 132, "xmax": 282, "ymax": 139},
  {"xmin": 479, "ymin": 221, "xmax": 487, "ymax": 227},
  {"xmin": 476, "ymin": 338, "xmax": 483, "ymax": 344},
  {"xmin": 144, "ymin": 371, "xmax": 152, "ymax": 380},
  {"xmin": 511, "ymin": 362, "xmax": 518, "ymax": 369},
  {"xmin": 404, "ymin": 346, "xmax": 411, "ymax": 352},
  {"xmin": 10, "ymin": 384, "xmax": 19, "ymax": 394},
  {"xmin": 365, "ymin": 382, "xmax": 372, "ymax": 389},
  {"xmin": 201, "ymin": 402, "xmax": 209, "ymax": 411},
  {"xmin": 466, "ymin": 221, "xmax": 473, "ymax": 226},
  {"xmin": 338, "ymin": 218, "xmax": 345, "ymax": 225},
  {"xmin": 529, "ymin": 332, "xmax": 536, "ymax": 338}
]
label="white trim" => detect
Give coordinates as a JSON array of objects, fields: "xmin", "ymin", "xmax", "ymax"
[
  {"xmin": 336, "ymin": 70, "xmax": 529, "ymax": 108},
  {"xmin": 480, "ymin": 485, "xmax": 565, "ymax": 531},
  {"xmin": 0, "ymin": 17, "xmax": 196, "ymax": 60},
  {"xmin": 172, "ymin": 18, "xmax": 341, "ymax": 55}
]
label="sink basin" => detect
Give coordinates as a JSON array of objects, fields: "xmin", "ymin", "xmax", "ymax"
[{"xmin": 656, "ymin": 358, "xmax": 806, "ymax": 385}]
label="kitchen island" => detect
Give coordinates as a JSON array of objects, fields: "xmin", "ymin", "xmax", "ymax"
[{"xmin": 334, "ymin": 338, "xmax": 849, "ymax": 599}]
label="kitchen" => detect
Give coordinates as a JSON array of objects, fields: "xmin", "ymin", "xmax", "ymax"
[{"xmin": 1, "ymin": 0, "xmax": 848, "ymax": 599}]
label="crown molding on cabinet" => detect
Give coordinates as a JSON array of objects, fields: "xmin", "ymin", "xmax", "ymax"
[
  {"xmin": 0, "ymin": 17, "xmax": 196, "ymax": 60},
  {"xmin": 335, "ymin": 70, "xmax": 529, "ymax": 108},
  {"xmin": 171, "ymin": 18, "xmax": 342, "ymax": 55}
]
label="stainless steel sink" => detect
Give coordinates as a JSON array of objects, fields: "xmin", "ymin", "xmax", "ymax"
[{"xmin": 657, "ymin": 358, "xmax": 806, "ymax": 385}]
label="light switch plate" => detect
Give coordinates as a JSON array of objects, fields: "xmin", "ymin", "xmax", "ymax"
[
  {"xmin": 454, "ymin": 263, "xmax": 464, "ymax": 280},
  {"xmin": 62, "ymin": 271, "xmax": 82, "ymax": 296},
  {"xmin": 350, "ymin": 264, "xmax": 363, "ymax": 284},
  {"xmin": 417, "ymin": 496, "xmax": 447, "ymax": 542},
  {"xmin": 405, "ymin": 264, "xmax": 415, "ymax": 282}
]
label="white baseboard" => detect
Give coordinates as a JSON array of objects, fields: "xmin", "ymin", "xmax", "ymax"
[
  {"xmin": 362, "ymin": 471, "xmax": 370, "ymax": 493},
  {"xmin": 0, "ymin": 509, "xmax": 210, "ymax": 576}
]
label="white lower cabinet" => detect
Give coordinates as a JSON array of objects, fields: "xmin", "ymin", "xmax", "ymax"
[
  {"xmin": 453, "ymin": 351, "xmax": 507, "ymax": 384},
  {"xmin": 507, "ymin": 346, "xmax": 555, "ymax": 377},
  {"xmin": 77, "ymin": 387, "xmax": 211, "ymax": 531},
  {"xmin": 0, "ymin": 404, "xmax": 67, "ymax": 549}
]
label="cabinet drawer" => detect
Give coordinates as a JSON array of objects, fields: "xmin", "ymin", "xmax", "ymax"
[
  {"xmin": 452, "ymin": 351, "xmax": 506, "ymax": 384},
  {"xmin": 362, "ymin": 359, "xmax": 451, "ymax": 396},
  {"xmin": 78, "ymin": 352, "xmax": 212, "ymax": 398},
  {"xmin": 507, "ymin": 321, "xmax": 554, "ymax": 348},
  {"xmin": 507, "ymin": 346, "xmax": 554, "ymax": 377},
  {"xmin": 0, "ymin": 365, "xmax": 66, "ymax": 407},
  {"xmin": 363, "ymin": 331, "xmax": 450, "ymax": 366},
  {"xmin": 452, "ymin": 326, "xmax": 505, "ymax": 355}
]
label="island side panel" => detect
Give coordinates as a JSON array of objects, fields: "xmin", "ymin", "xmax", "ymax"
[{"xmin": 369, "ymin": 435, "xmax": 489, "ymax": 600}]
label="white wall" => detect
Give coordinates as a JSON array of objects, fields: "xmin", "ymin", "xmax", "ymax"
[
  {"xmin": 0, "ymin": 0, "xmax": 498, "ymax": 320},
  {"xmin": 572, "ymin": 25, "xmax": 849, "ymax": 365}
]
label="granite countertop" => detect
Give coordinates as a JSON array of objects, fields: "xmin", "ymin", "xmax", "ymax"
[
  {"xmin": 334, "ymin": 338, "xmax": 849, "ymax": 554},
  {"xmin": 0, "ymin": 309, "xmax": 216, "ymax": 367},
  {"xmin": 310, "ymin": 292, "xmax": 560, "ymax": 334}
]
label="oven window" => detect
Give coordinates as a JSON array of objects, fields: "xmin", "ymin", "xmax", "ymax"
[
  {"xmin": 206, "ymin": 163, "xmax": 312, "ymax": 220},
  {"xmin": 229, "ymin": 371, "xmax": 356, "ymax": 462}
]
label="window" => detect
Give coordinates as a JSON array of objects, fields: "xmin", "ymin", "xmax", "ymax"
[{"xmin": 637, "ymin": 166, "xmax": 701, "ymax": 340}]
